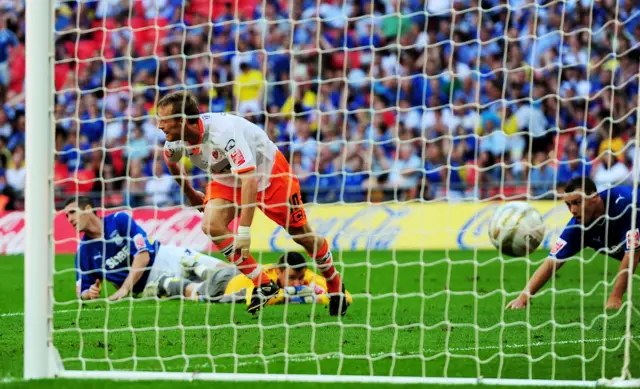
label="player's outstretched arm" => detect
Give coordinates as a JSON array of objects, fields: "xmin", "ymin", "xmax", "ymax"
[
  {"xmin": 606, "ymin": 251, "xmax": 640, "ymax": 310},
  {"xmin": 108, "ymin": 251, "xmax": 151, "ymax": 301},
  {"xmin": 506, "ymin": 258, "xmax": 565, "ymax": 310}
]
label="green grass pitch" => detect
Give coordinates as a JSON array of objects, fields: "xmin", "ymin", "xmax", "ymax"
[{"xmin": 1, "ymin": 250, "xmax": 639, "ymax": 388}]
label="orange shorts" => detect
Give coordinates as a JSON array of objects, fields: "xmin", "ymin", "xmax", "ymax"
[{"xmin": 204, "ymin": 150, "xmax": 308, "ymax": 228}]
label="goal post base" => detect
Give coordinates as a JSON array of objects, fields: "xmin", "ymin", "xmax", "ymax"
[
  {"xmin": 48, "ymin": 346, "xmax": 64, "ymax": 378},
  {"xmin": 22, "ymin": 345, "xmax": 62, "ymax": 380},
  {"xmin": 56, "ymin": 370, "xmax": 640, "ymax": 387}
]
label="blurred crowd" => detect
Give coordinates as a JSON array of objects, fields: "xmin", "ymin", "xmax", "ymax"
[{"xmin": 0, "ymin": 0, "xmax": 639, "ymax": 210}]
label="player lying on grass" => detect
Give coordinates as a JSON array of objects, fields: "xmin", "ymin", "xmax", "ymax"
[
  {"xmin": 506, "ymin": 177, "xmax": 640, "ymax": 310},
  {"xmin": 192, "ymin": 251, "xmax": 353, "ymax": 306},
  {"xmin": 156, "ymin": 91, "xmax": 348, "ymax": 315},
  {"xmin": 63, "ymin": 196, "xmax": 228, "ymax": 301}
]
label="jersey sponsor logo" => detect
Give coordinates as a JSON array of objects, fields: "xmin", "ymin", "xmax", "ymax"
[
  {"xmin": 133, "ymin": 233, "xmax": 146, "ymax": 250},
  {"xmin": 626, "ymin": 229, "xmax": 640, "ymax": 249},
  {"xmin": 230, "ymin": 148, "xmax": 246, "ymax": 166},
  {"xmin": 105, "ymin": 246, "xmax": 130, "ymax": 269},
  {"xmin": 550, "ymin": 238, "xmax": 567, "ymax": 255},
  {"xmin": 225, "ymin": 139, "xmax": 236, "ymax": 152}
]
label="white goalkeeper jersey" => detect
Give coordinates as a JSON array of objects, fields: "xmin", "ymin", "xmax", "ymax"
[{"xmin": 164, "ymin": 113, "xmax": 278, "ymax": 190}]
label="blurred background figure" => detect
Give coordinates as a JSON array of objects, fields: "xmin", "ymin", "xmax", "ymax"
[{"xmin": 0, "ymin": 0, "xmax": 636, "ymax": 209}]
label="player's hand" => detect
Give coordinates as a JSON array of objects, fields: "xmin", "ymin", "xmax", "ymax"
[
  {"xmin": 163, "ymin": 140, "xmax": 185, "ymax": 163},
  {"xmin": 235, "ymin": 226, "xmax": 251, "ymax": 253},
  {"xmin": 186, "ymin": 190, "xmax": 205, "ymax": 211},
  {"xmin": 505, "ymin": 295, "xmax": 528, "ymax": 310},
  {"xmin": 85, "ymin": 279, "xmax": 101, "ymax": 300},
  {"xmin": 605, "ymin": 296, "xmax": 623, "ymax": 310},
  {"xmin": 108, "ymin": 287, "xmax": 130, "ymax": 301}
]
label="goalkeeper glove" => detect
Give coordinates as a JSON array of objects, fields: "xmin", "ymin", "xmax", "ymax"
[{"xmin": 284, "ymin": 285, "xmax": 315, "ymax": 304}]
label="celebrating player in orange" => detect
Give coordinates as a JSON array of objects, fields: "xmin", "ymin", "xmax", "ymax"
[{"xmin": 155, "ymin": 91, "xmax": 348, "ymax": 315}]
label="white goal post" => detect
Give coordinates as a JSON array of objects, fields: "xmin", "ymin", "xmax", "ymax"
[
  {"xmin": 24, "ymin": 0, "xmax": 56, "ymax": 380},
  {"xmin": 22, "ymin": 0, "xmax": 640, "ymax": 386}
]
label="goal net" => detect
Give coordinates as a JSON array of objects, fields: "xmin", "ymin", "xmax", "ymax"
[{"xmin": 21, "ymin": 0, "xmax": 640, "ymax": 385}]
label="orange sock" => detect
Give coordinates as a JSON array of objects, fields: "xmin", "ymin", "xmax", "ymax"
[
  {"xmin": 218, "ymin": 237, "xmax": 270, "ymax": 287},
  {"xmin": 307, "ymin": 240, "xmax": 341, "ymax": 293},
  {"xmin": 232, "ymin": 252, "xmax": 271, "ymax": 287}
]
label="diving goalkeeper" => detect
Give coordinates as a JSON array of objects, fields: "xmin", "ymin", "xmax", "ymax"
[{"xmin": 194, "ymin": 252, "xmax": 353, "ymax": 307}]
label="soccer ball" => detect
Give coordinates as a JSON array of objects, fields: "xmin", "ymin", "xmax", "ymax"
[{"xmin": 488, "ymin": 202, "xmax": 546, "ymax": 257}]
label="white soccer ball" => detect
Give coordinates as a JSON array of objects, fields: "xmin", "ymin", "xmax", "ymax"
[{"xmin": 488, "ymin": 202, "xmax": 546, "ymax": 257}]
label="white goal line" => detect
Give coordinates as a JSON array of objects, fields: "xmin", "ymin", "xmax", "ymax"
[{"xmin": 57, "ymin": 370, "xmax": 640, "ymax": 388}]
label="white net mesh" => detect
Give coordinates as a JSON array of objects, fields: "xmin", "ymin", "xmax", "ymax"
[{"xmin": 39, "ymin": 0, "xmax": 640, "ymax": 383}]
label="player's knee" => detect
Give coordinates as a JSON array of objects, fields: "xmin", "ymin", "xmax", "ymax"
[
  {"xmin": 290, "ymin": 227, "xmax": 323, "ymax": 252},
  {"xmin": 292, "ymin": 234, "xmax": 314, "ymax": 249},
  {"xmin": 288, "ymin": 223, "xmax": 312, "ymax": 237},
  {"xmin": 203, "ymin": 200, "xmax": 236, "ymax": 239},
  {"xmin": 201, "ymin": 220, "xmax": 227, "ymax": 239}
]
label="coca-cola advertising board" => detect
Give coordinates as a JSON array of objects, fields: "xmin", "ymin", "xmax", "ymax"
[
  {"xmin": 0, "ymin": 209, "xmax": 236, "ymax": 255},
  {"xmin": 0, "ymin": 202, "xmax": 570, "ymax": 255}
]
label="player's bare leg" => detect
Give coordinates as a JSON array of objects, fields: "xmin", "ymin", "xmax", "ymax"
[
  {"xmin": 288, "ymin": 223, "xmax": 348, "ymax": 316},
  {"xmin": 202, "ymin": 198, "xmax": 278, "ymax": 313}
]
